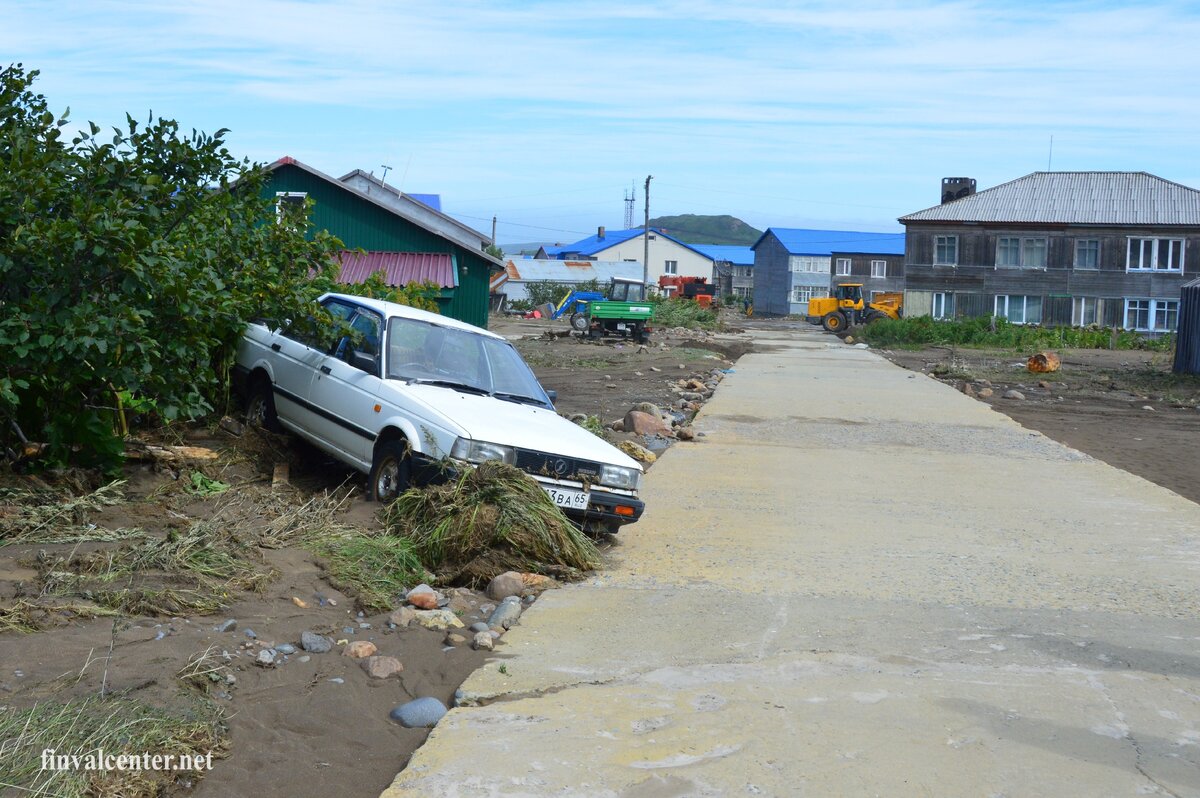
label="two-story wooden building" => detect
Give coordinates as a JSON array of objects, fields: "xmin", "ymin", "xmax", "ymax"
[{"xmin": 899, "ymin": 173, "xmax": 1200, "ymax": 331}]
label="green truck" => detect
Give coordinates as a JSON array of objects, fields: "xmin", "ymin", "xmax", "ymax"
[{"xmin": 580, "ymin": 278, "xmax": 654, "ymax": 343}]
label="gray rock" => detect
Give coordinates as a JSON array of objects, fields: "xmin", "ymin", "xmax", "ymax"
[
  {"xmin": 488, "ymin": 600, "xmax": 522, "ymax": 630},
  {"xmin": 389, "ymin": 697, "xmax": 448, "ymax": 728},
  {"xmin": 244, "ymin": 629, "xmax": 257, "ymax": 639},
  {"xmin": 328, "ymin": 677, "xmax": 344, "ymax": 684},
  {"xmin": 487, "ymin": 571, "xmax": 525, "ymax": 601},
  {"xmin": 342, "ymin": 627, "xmax": 355, "ymax": 635},
  {"xmin": 298, "ymin": 655, "xmax": 311, "ymax": 663},
  {"xmin": 301, "ymin": 631, "xmax": 333, "ymax": 654},
  {"xmin": 215, "ymin": 619, "xmax": 237, "ymax": 633},
  {"xmin": 276, "ymin": 643, "xmax": 296, "ymax": 655},
  {"xmin": 473, "ymin": 632, "xmax": 495, "ymax": 651},
  {"xmin": 1002, "ymin": 389, "xmax": 1026, "ymax": 400},
  {"xmin": 469, "ymin": 622, "xmax": 490, "ymax": 634},
  {"xmin": 255, "ymin": 649, "xmax": 275, "ymax": 667}
]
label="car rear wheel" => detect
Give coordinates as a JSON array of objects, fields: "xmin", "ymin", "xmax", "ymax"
[
  {"xmin": 369, "ymin": 439, "xmax": 412, "ymax": 503},
  {"xmin": 245, "ymin": 377, "xmax": 281, "ymax": 432}
]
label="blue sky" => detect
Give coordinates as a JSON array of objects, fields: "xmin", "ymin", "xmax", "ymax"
[{"xmin": 6, "ymin": 1, "xmax": 1200, "ymax": 246}]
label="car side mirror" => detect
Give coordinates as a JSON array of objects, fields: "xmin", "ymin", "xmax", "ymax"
[{"xmin": 545, "ymin": 389, "xmax": 557, "ymax": 404}]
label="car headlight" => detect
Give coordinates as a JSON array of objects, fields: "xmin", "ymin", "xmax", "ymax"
[
  {"xmin": 599, "ymin": 464, "xmax": 641, "ymax": 491},
  {"xmin": 450, "ymin": 438, "xmax": 516, "ymax": 465}
]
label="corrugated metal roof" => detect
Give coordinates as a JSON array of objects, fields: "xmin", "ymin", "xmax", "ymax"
[
  {"xmin": 406, "ymin": 193, "xmax": 442, "ymax": 212},
  {"xmin": 900, "ymin": 172, "xmax": 1200, "ymax": 225},
  {"xmin": 752, "ymin": 228, "xmax": 906, "ymax": 256},
  {"xmin": 337, "ymin": 251, "xmax": 456, "ymax": 288},
  {"xmin": 546, "ymin": 228, "xmax": 646, "ymax": 257},
  {"xmin": 503, "ymin": 259, "xmax": 644, "ymax": 283},
  {"xmin": 689, "ymin": 244, "xmax": 755, "ymax": 265}
]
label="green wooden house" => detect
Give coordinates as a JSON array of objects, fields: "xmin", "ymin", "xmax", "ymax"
[{"xmin": 264, "ymin": 157, "xmax": 501, "ymax": 328}]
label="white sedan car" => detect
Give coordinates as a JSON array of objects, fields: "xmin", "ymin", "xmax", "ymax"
[{"xmin": 233, "ymin": 293, "xmax": 644, "ymax": 533}]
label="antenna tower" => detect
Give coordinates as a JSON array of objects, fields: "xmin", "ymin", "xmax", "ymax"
[{"xmin": 623, "ymin": 181, "xmax": 635, "ymax": 229}]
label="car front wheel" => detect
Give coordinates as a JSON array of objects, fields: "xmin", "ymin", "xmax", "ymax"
[
  {"xmin": 246, "ymin": 377, "xmax": 281, "ymax": 432},
  {"xmin": 369, "ymin": 439, "xmax": 412, "ymax": 503}
]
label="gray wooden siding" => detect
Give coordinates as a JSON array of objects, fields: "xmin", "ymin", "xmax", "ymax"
[{"xmin": 751, "ymin": 234, "xmax": 793, "ymax": 316}]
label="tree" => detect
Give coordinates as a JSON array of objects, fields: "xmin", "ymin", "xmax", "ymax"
[{"xmin": 0, "ymin": 64, "xmax": 343, "ymax": 469}]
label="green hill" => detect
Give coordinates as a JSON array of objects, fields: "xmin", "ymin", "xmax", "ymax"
[{"xmin": 648, "ymin": 214, "xmax": 762, "ymax": 245}]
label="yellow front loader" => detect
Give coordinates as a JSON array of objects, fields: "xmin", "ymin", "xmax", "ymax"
[{"xmin": 805, "ymin": 283, "xmax": 903, "ymax": 333}]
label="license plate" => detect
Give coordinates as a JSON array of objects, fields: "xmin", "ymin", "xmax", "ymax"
[
  {"xmin": 544, "ymin": 486, "xmax": 589, "ymax": 510},
  {"xmin": 616, "ymin": 323, "xmax": 628, "ymax": 331}
]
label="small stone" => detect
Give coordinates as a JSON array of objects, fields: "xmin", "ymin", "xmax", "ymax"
[
  {"xmin": 298, "ymin": 655, "xmax": 310, "ymax": 663},
  {"xmin": 605, "ymin": 383, "xmax": 617, "ymax": 388},
  {"xmin": 1038, "ymin": 381, "xmax": 1052, "ymax": 389},
  {"xmin": 276, "ymin": 643, "xmax": 296, "ymax": 655},
  {"xmin": 444, "ymin": 633, "xmax": 467, "ymax": 646},
  {"xmin": 676, "ymin": 426, "xmax": 695, "ymax": 441},
  {"xmin": 291, "ymin": 596, "xmax": 308, "ymax": 609},
  {"xmin": 362, "ymin": 655, "xmax": 404, "ymax": 679},
  {"xmin": 342, "ymin": 641, "xmax": 378, "ymax": 658},
  {"xmin": 1142, "ymin": 405, "xmax": 1155, "ymax": 411},
  {"xmin": 413, "ymin": 610, "xmax": 465, "ymax": 631},
  {"xmin": 342, "ymin": 627, "xmax": 355, "ymax": 635},
  {"xmin": 215, "ymin": 619, "xmax": 237, "ymax": 633},
  {"xmin": 244, "ymin": 629, "xmax": 257, "ymax": 639},
  {"xmin": 328, "ymin": 677, "xmax": 344, "ymax": 684},
  {"xmin": 388, "ymin": 607, "xmax": 418, "ymax": 627},
  {"xmin": 470, "ymin": 622, "xmax": 490, "ymax": 634},
  {"xmin": 447, "ymin": 594, "xmax": 475, "ymax": 615},
  {"xmin": 488, "ymin": 601, "xmax": 522, "ymax": 631},
  {"xmin": 255, "ymin": 650, "xmax": 275, "ymax": 667},
  {"xmin": 609, "ymin": 419, "xmax": 625, "ymax": 432},
  {"xmin": 1002, "ymin": 390, "xmax": 1026, "ymax": 400},
  {"xmin": 618, "ymin": 440, "xmax": 656, "ymax": 464},
  {"xmin": 677, "ymin": 364, "xmax": 686, "ymax": 369},
  {"xmin": 359, "ymin": 622, "xmax": 371, "ymax": 629},
  {"xmin": 520, "ymin": 573, "xmax": 559, "ymax": 595},
  {"xmin": 389, "ymin": 697, "xmax": 448, "ymax": 728},
  {"xmin": 978, "ymin": 388, "xmax": 994, "ymax": 398},
  {"xmin": 300, "ymin": 631, "xmax": 333, "ymax": 654},
  {"xmin": 487, "ymin": 571, "xmax": 525, "ymax": 601},
  {"xmin": 473, "ymin": 632, "xmax": 495, "ymax": 651},
  {"xmin": 961, "ymin": 383, "xmax": 976, "ymax": 397},
  {"xmin": 649, "ymin": 366, "xmax": 661, "ymax": 372},
  {"xmin": 408, "ymin": 592, "xmax": 440, "ymax": 610}
]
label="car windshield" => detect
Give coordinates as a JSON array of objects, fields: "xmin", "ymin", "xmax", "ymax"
[{"xmin": 385, "ymin": 317, "xmax": 548, "ymax": 403}]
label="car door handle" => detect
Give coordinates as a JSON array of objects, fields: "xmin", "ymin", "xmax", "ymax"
[
  {"xmin": 319, "ymin": 365, "xmax": 331, "ymax": 375},
  {"xmin": 270, "ymin": 343, "xmax": 281, "ymax": 352}
]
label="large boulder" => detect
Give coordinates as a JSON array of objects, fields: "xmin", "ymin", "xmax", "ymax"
[{"xmin": 623, "ymin": 410, "xmax": 671, "ymax": 437}]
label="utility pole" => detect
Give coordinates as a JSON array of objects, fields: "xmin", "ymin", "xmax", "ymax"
[
  {"xmin": 491, "ymin": 215, "xmax": 497, "ymax": 245},
  {"xmin": 643, "ymin": 175, "xmax": 652, "ymax": 289}
]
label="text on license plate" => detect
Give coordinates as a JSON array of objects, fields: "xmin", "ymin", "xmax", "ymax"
[{"xmin": 544, "ymin": 486, "xmax": 590, "ymax": 510}]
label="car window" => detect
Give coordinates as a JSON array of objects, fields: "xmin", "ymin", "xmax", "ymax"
[
  {"xmin": 385, "ymin": 317, "xmax": 546, "ymax": 403},
  {"xmin": 348, "ymin": 310, "xmax": 382, "ymax": 357}
]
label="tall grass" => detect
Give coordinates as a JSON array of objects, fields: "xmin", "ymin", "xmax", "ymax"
[
  {"xmin": 307, "ymin": 534, "xmax": 427, "ymax": 612},
  {"xmin": 384, "ymin": 461, "xmax": 602, "ymax": 586},
  {"xmin": 861, "ymin": 316, "xmax": 1174, "ymax": 352},
  {"xmin": 0, "ymin": 695, "xmax": 225, "ymax": 797}
]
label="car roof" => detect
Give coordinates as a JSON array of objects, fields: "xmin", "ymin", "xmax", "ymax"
[{"xmin": 320, "ymin": 292, "xmax": 506, "ymax": 340}]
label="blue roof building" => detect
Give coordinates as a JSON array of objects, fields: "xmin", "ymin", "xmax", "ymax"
[{"xmin": 751, "ymin": 227, "xmax": 907, "ymax": 317}]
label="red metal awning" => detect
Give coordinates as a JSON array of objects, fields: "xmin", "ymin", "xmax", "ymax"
[{"xmin": 337, "ymin": 251, "xmax": 456, "ymax": 288}]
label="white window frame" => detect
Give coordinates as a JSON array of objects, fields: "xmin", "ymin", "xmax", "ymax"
[
  {"xmin": 1074, "ymin": 239, "xmax": 1100, "ymax": 270},
  {"xmin": 1123, "ymin": 298, "xmax": 1179, "ymax": 331},
  {"xmin": 791, "ymin": 285, "xmax": 816, "ymax": 303},
  {"xmin": 932, "ymin": 292, "xmax": 953, "ymax": 320},
  {"xmin": 870, "ymin": 259, "xmax": 887, "ymax": 278},
  {"xmin": 1072, "ymin": 297, "xmax": 1099, "ymax": 326},
  {"xmin": 275, "ymin": 191, "xmax": 307, "ymax": 224},
  {"xmin": 835, "ymin": 258, "xmax": 851, "ymax": 276},
  {"xmin": 996, "ymin": 236, "xmax": 1047, "ymax": 269},
  {"xmin": 664, "ymin": 260, "xmax": 678, "ymax": 275},
  {"xmin": 934, "ymin": 235, "xmax": 958, "ymax": 266},
  {"xmin": 994, "ymin": 294, "xmax": 1042, "ymax": 325},
  {"xmin": 1126, "ymin": 238, "xmax": 1184, "ymax": 272}
]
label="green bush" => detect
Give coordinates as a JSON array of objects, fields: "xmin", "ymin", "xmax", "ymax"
[
  {"xmin": 0, "ymin": 64, "xmax": 345, "ymax": 470},
  {"xmin": 653, "ymin": 297, "xmax": 720, "ymax": 330},
  {"xmin": 860, "ymin": 315, "xmax": 1174, "ymax": 352}
]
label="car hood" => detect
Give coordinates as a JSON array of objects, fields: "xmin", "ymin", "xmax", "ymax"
[{"xmin": 402, "ymin": 384, "xmax": 643, "ymax": 472}]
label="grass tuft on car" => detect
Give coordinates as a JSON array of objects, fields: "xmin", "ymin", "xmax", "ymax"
[{"xmin": 383, "ymin": 461, "xmax": 602, "ymax": 586}]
